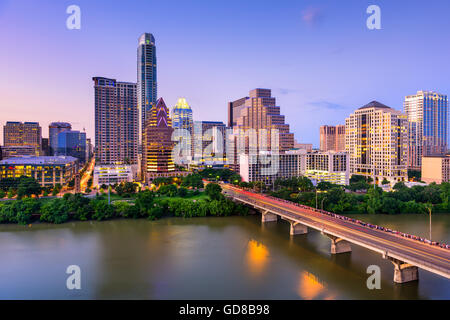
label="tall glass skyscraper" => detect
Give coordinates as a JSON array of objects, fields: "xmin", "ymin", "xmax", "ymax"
[
  {"xmin": 404, "ymin": 91, "xmax": 448, "ymax": 170},
  {"xmin": 137, "ymin": 33, "xmax": 157, "ymax": 139},
  {"xmin": 171, "ymin": 98, "xmax": 193, "ymax": 161},
  {"xmin": 49, "ymin": 122, "xmax": 72, "ymax": 156},
  {"xmin": 57, "ymin": 130, "xmax": 87, "ymax": 163}
]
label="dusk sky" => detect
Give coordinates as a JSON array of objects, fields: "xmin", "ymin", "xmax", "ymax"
[{"xmin": 1, "ymin": 0, "xmax": 450, "ymax": 147}]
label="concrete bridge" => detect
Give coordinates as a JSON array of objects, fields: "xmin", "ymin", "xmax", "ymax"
[{"xmin": 221, "ymin": 183, "xmax": 450, "ymax": 284}]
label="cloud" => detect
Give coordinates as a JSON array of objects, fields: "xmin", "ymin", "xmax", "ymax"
[
  {"xmin": 307, "ymin": 101, "xmax": 349, "ymax": 111},
  {"xmin": 275, "ymin": 88, "xmax": 302, "ymax": 95},
  {"xmin": 301, "ymin": 6, "xmax": 324, "ymax": 27}
]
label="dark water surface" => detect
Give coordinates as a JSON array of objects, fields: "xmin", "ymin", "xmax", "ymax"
[{"xmin": 0, "ymin": 214, "xmax": 449, "ymax": 299}]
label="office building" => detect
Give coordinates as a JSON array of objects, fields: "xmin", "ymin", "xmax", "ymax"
[
  {"xmin": 240, "ymin": 152, "xmax": 301, "ymax": 186},
  {"xmin": 2, "ymin": 145, "xmax": 40, "ymax": 159},
  {"xmin": 49, "ymin": 122, "xmax": 72, "ymax": 155},
  {"xmin": 320, "ymin": 125, "xmax": 345, "ymax": 152},
  {"xmin": 57, "ymin": 130, "xmax": 87, "ymax": 163},
  {"xmin": 137, "ymin": 33, "xmax": 157, "ymax": 139},
  {"xmin": 93, "ymin": 164, "xmax": 137, "ymax": 187},
  {"xmin": 404, "ymin": 91, "xmax": 448, "ymax": 170},
  {"xmin": 193, "ymin": 121, "xmax": 227, "ymax": 165},
  {"xmin": 422, "ymin": 155, "xmax": 450, "ymax": 184},
  {"xmin": 171, "ymin": 98, "xmax": 194, "ymax": 163},
  {"xmin": 143, "ymin": 98, "xmax": 175, "ymax": 179},
  {"xmin": 304, "ymin": 151, "xmax": 349, "ymax": 185},
  {"xmin": 228, "ymin": 97, "xmax": 248, "ymax": 128},
  {"xmin": 93, "ymin": 77, "xmax": 138, "ymax": 165},
  {"xmin": 345, "ymin": 101, "xmax": 408, "ymax": 184},
  {"xmin": 0, "ymin": 156, "xmax": 79, "ymax": 187},
  {"xmin": 232, "ymin": 89, "xmax": 294, "ymax": 152}
]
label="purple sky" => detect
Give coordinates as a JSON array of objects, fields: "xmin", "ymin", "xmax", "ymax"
[{"xmin": 1, "ymin": 0, "xmax": 450, "ymax": 147}]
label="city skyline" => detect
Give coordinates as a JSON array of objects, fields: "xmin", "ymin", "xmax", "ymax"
[{"xmin": 1, "ymin": 1, "xmax": 450, "ymax": 146}]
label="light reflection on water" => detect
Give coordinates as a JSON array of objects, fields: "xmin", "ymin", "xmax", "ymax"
[{"xmin": 0, "ymin": 214, "xmax": 448, "ymax": 299}]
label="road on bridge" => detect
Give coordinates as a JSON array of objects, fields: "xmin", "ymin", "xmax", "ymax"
[{"xmin": 221, "ymin": 183, "xmax": 450, "ymax": 281}]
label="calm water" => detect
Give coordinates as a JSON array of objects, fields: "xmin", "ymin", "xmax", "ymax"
[{"xmin": 0, "ymin": 214, "xmax": 449, "ymax": 300}]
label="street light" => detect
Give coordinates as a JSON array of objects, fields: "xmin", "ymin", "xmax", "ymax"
[{"xmin": 321, "ymin": 196, "xmax": 327, "ymax": 210}]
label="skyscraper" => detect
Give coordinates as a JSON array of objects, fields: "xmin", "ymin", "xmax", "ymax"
[
  {"xmin": 3, "ymin": 122, "xmax": 42, "ymax": 157},
  {"xmin": 404, "ymin": 91, "xmax": 448, "ymax": 170},
  {"xmin": 320, "ymin": 125, "xmax": 345, "ymax": 152},
  {"xmin": 49, "ymin": 122, "xmax": 72, "ymax": 156},
  {"xmin": 232, "ymin": 88, "xmax": 295, "ymax": 152},
  {"xmin": 171, "ymin": 98, "xmax": 194, "ymax": 162},
  {"xmin": 345, "ymin": 101, "xmax": 408, "ymax": 184},
  {"xmin": 143, "ymin": 98, "xmax": 175, "ymax": 178},
  {"xmin": 193, "ymin": 121, "xmax": 227, "ymax": 164},
  {"xmin": 137, "ymin": 33, "xmax": 157, "ymax": 139},
  {"xmin": 228, "ymin": 97, "xmax": 248, "ymax": 128},
  {"xmin": 4, "ymin": 121, "xmax": 41, "ymax": 147},
  {"xmin": 93, "ymin": 77, "xmax": 138, "ymax": 165},
  {"xmin": 57, "ymin": 130, "xmax": 87, "ymax": 163}
]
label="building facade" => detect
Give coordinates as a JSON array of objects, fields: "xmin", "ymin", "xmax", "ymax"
[
  {"xmin": 143, "ymin": 98, "xmax": 175, "ymax": 179},
  {"xmin": 304, "ymin": 151, "xmax": 349, "ymax": 185},
  {"xmin": 404, "ymin": 91, "xmax": 448, "ymax": 170},
  {"xmin": 171, "ymin": 98, "xmax": 194, "ymax": 163},
  {"xmin": 345, "ymin": 101, "xmax": 408, "ymax": 184},
  {"xmin": 49, "ymin": 122, "xmax": 72, "ymax": 156},
  {"xmin": 422, "ymin": 155, "xmax": 450, "ymax": 184},
  {"xmin": 193, "ymin": 121, "xmax": 227, "ymax": 165},
  {"xmin": 137, "ymin": 33, "xmax": 157, "ymax": 140},
  {"xmin": 320, "ymin": 125, "xmax": 345, "ymax": 152},
  {"xmin": 93, "ymin": 77, "xmax": 138, "ymax": 165},
  {"xmin": 57, "ymin": 130, "xmax": 87, "ymax": 163},
  {"xmin": 233, "ymin": 89, "xmax": 294, "ymax": 152},
  {"xmin": 93, "ymin": 164, "xmax": 137, "ymax": 187},
  {"xmin": 0, "ymin": 156, "xmax": 79, "ymax": 187}
]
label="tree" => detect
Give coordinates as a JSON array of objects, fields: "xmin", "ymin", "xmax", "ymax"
[
  {"xmin": 205, "ymin": 183, "xmax": 222, "ymax": 200},
  {"xmin": 177, "ymin": 187, "xmax": 188, "ymax": 197},
  {"xmin": 17, "ymin": 176, "xmax": 41, "ymax": 199},
  {"xmin": 40, "ymin": 199, "xmax": 69, "ymax": 224},
  {"xmin": 0, "ymin": 190, "xmax": 5, "ymax": 198},
  {"xmin": 135, "ymin": 191, "xmax": 154, "ymax": 216},
  {"xmin": 381, "ymin": 178, "xmax": 390, "ymax": 185}
]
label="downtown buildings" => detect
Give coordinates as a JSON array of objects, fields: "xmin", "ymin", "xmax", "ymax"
[
  {"xmin": 49, "ymin": 122, "xmax": 72, "ymax": 156},
  {"xmin": 93, "ymin": 77, "xmax": 139, "ymax": 165},
  {"xmin": 320, "ymin": 125, "xmax": 345, "ymax": 152},
  {"xmin": 143, "ymin": 98, "xmax": 176, "ymax": 179},
  {"xmin": 2, "ymin": 121, "xmax": 42, "ymax": 158},
  {"xmin": 56, "ymin": 130, "xmax": 87, "ymax": 163},
  {"xmin": 138, "ymin": 33, "xmax": 157, "ymax": 139},
  {"xmin": 404, "ymin": 91, "xmax": 448, "ymax": 170},
  {"xmin": 345, "ymin": 101, "xmax": 408, "ymax": 184},
  {"xmin": 171, "ymin": 98, "xmax": 194, "ymax": 163}
]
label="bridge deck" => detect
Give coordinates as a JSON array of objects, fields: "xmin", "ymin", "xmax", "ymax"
[{"xmin": 222, "ymin": 184, "xmax": 450, "ymax": 280}]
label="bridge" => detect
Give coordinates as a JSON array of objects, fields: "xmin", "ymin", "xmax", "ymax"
[{"xmin": 221, "ymin": 183, "xmax": 450, "ymax": 284}]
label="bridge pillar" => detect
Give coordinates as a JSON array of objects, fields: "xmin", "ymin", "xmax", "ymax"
[
  {"xmin": 327, "ymin": 235, "xmax": 352, "ymax": 254},
  {"xmin": 261, "ymin": 211, "xmax": 278, "ymax": 223},
  {"xmin": 290, "ymin": 222, "xmax": 308, "ymax": 235},
  {"xmin": 388, "ymin": 257, "xmax": 419, "ymax": 284}
]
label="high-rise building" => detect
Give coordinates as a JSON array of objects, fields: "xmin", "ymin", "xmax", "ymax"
[
  {"xmin": 4, "ymin": 121, "xmax": 41, "ymax": 147},
  {"xmin": 232, "ymin": 88, "xmax": 294, "ymax": 151},
  {"xmin": 171, "ymin": 98, "xmax": 194, "ymax": 162},
  {"xmin": 143, "ymin": 98, "xmax": 175, "ymax": 178},
  {"xmin": 404, "ymin": 91, "xmax": 448, "ymax": 170},
  {"xmin": 320, "ymin": 125, "xmax": 345, "ymax": 152},
  {"xmin": 137, "ymin": 33, "xmax": 157, "ymax": 139},
  {"xmin": 228, "ymin": 97, "xmax": 248, "ymax": 128},
  {"xmin": 49, "ymin": 122, "xmax": 72, "ymax": 156},
  {"xmin": 57, "ymin": 130, "xmax": 87, "ymax": 163},
  {"xmin": 193, "ymin": 121, "xmax": 227, "ymax": 165},
  {"xmin": 345, "ymin": 101, "xmax": 408, "ymax": 184},
  {"xmin": 93, "ymin": 77, "xmax": 138, "ymax": 165},
  {"xmin": 41, "ymin": 138, "xmax": 50, "ymax": 156}
]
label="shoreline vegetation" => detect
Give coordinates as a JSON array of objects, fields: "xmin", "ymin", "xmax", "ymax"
[{"xmin": 0, "ymin": 169, "xmax": 449, "ymax": 226}]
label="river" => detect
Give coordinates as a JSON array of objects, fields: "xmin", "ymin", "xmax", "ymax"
[{"xmin": 0, "ymin": 213, "xmax": 449, "ymax": 299}]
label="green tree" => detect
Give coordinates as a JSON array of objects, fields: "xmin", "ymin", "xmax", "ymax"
[
  {"xmin": 17, "ymin": 176, "xmax": 41, "ymax": 199},
  {"xmin": 40, "ymin": 199, "xmax": 69, "ymax": 224},
  {"xmin": 205, "ymin": 183, "xmax": 222, "ymax": 200}
]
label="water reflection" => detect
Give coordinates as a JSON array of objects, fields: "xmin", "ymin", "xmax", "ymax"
[{"xmin": 246, "ymin": 240, "xmax": 269, "ymax": 276}]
